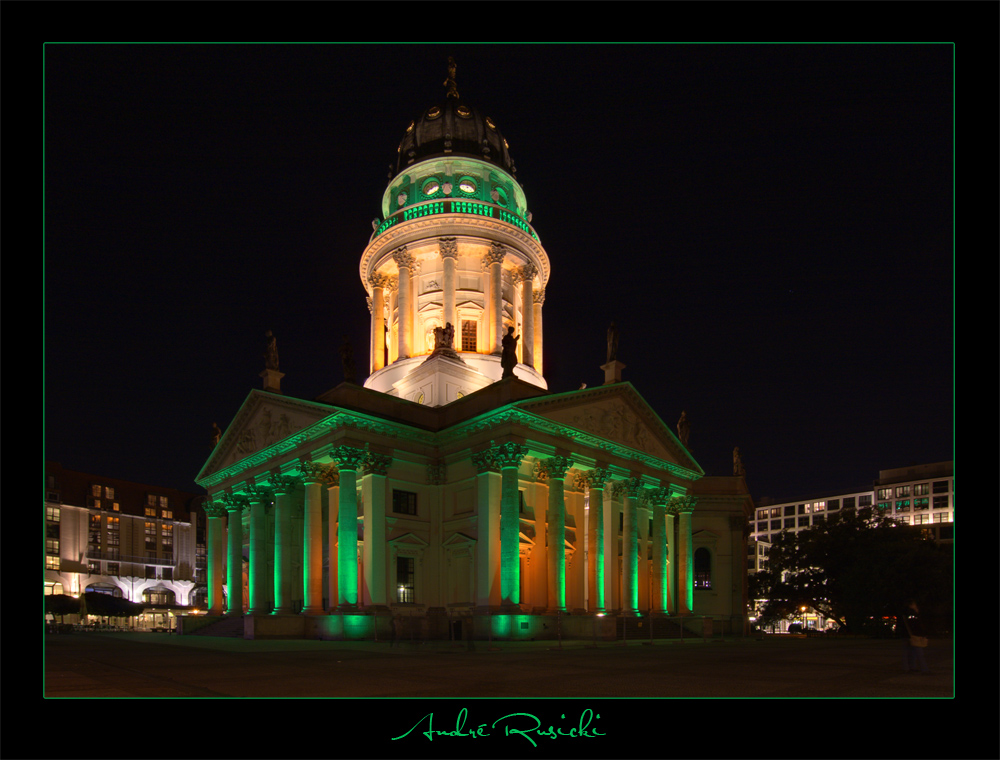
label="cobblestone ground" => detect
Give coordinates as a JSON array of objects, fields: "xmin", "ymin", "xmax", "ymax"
[{"xmin": 44, "ymin": 632, "xmax": 952, "ymax": 699}]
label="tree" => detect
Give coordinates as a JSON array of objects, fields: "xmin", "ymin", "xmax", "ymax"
[
  {"xmin": 45, "ymin": 593, "xmax": 80, "ymax": 623},
  {"xmin": 750, "ymin": 507, "xmax": 952, "ymax": 635}
]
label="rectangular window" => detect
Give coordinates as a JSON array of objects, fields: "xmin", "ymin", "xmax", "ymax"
[
  {"xmin": 932, "ymin": 480, "xmax": 949, "ymax": 493},
  {"xmin": 813, "ymin": 501, "xmax": 825, "ymax": 512},
  {"xmin": 877, "ymin": 488, "xmax": 892, "ymax": 501},
  {"xmin": 913, "ymin": 497, "xmax": 929, "ymax": 510},
  {"xmin": 797, "ymin": 517, "xmax": 810, "ymax": 528},
  {"xmin": 843, "ymin": 497, "xmax": 855, "ymax": 509},
  {"xmin": 461, "ymin": 320, "xmax": 477, "ymax": 351},
  {"xmin": 92, "ymin": 484, "xmax": 103, "ymax": 498},
  {"xmin": 914, "ymin": 483, "xmax": 930, "ymax": 496},
  {"xmin": 895, "ymin": 486, "xmax": 910, "ymax": 498},
  {"xmin": 107, "ymin": 562, "xmax": 120, "ymax": 576},
  {"xmin": 46, "ymin": 538, "xmax": 60, "ymax": 555},
  {"xmin": 105, "ymin": 487, "xmax": 115, "ymax": 499},
  {"xmin": 859, "ymin": 495, "xmax": 872, "ymax": 507},
  {"xmin": 47, "ymin": 555, "xmax": 61, "ymax": 570},
  {"xmin": 932, "ymin": 495, "xmax": 949, "ymax": 509},
  {"xmin": 519, "ymin": 490, "xmax": 526, "ymax": 514},
  {"xmin": 826, "ymin": 499, "xmax": 838, "ymax": 510},
  {"xmin": 783, "ymin": 518, "xmax": 795, "ymax": 529},
  {"xmin": 145, "ymin": 566, "xmax": 156, "ymax": 579},
  {"xmin": 392, "ymin": 490, "xmax": 418, "ymax": 515},
  {"xmin": 785, "ymin": 505, "xmax": 797, "ymax": 516},
  {"xmin": 895, "ymin": 500, "xmax": 910, "ymax": 513},
  {"xmin": 162, "ymin": 509, "xmax": 172, "ymax": 520},
  {"xmin": 47, "ymin": 506, "xmax": 61, "ymax": 522},
  {"xmin": 88, "ymin": 560, "xmax": 101, "ymax": 574},
  {"xmin": 145, "ymin": 507, "xmax": 157, "ymax": 517},
  {"xmin": 145, "ymin": 521, "xmax": 158, "ymax": 550},
  {"xmin": 770, "ymin": 520, "xmax": 781, "ymax": 531},
  {"xmin": 396, "ymin": 556, "xmax": 415, "ymax": 603}
]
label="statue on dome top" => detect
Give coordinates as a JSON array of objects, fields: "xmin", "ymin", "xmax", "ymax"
[{"xmin": 444, "ymin": 56, "xmax": 459, "ymax": 99}]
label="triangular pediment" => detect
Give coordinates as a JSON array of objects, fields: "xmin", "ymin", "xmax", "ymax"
[
  {"xmin": 196, "ymin": 390, "xmax": 333, "ymax": 485},
  {"xmin": 515, "ymin": 383, "xmax": 702, "ymax": 475}
]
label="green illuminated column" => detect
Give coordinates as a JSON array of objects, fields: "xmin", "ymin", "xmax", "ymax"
[
  {"xmin": 519, "ymin": 263, "xmax": 536, "ymax": 368},
  {"xmin": 540, "ymin": 455, "xmax": 572, "ymax": 612},
  {"xmin": 361, "ymin": 452, "xmax": 392, "ymax": 607},
  {"xmin": 472, "ymin": 449, "xmax": 501, "ymax": 608},
  {"xmin": 205, "ymin": 498, "xmax": 227, "ymax": 615},
  {"xmin": 326, "ymin": 477, "xmax": 340, "ymax": 608},
  {"xmin": 651, "ymin": 488, "xmax": 670, "ymax": 614},
  {"xmin": 675, "ymin": 497, "xmax": 697, "ymax": 615},
  {"xmin": 269, "ymin": 475, "xmax": 296, "ymax": 614},
  {"xmin": 393, "ymin": 247, "xmax": 414, "ymax": 359},
  {"xmin": 622, "ymin": 478, "xmax": 641, "ymax": 614},
  {"xmin": 532, "ymin": 289, "xmax": 544, "ymax": 375},
  {"xmin": 493, "ymin": 441, "xmax": 526, "ymax": 605},
  {"xmin": 484, "ymin": 243, "xmax": 506, "ymax": 354},
  {"xmin": 222, "ymin": 494, "xmax": 248, "ymax": 616},
  {"xmin": 665, "ymin": 505, "xmax": 676, "ymax": 614},
  {"xmin": 370, "ymin": 273, "xmax": 388, "ymax": 372},
  {"xmin": 440, "ymin": 238, "xmax": 458, "ymax": 332},
  {"xmin": 300, "ymin": 462, "xmax": 333, "ymax": 615},
  {"xmin": 334, "ymin": 446, "xmax": 366, "ymax": 608},
  {"xmin": 604, "ymin": 481, "xmax": 620, "ymax": 612},
  {"xmin": 584, "ymin": 469, "xmax": 609, "ymax": 612},
  {"xmin": 246, "ymin": 483, "xmax": 272, "ymax": 615}
]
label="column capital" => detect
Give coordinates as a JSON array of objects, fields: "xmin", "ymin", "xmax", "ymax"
[
  {"xmin": 204, "ymin": 498, "xmax": 228, "ymax": 518},
  {"xmin": 220, "ymin": 493, "xmax": 249, "ymax": 513},
  {"xmin": 538, "ymin": 455, "xmax": 573, "ymax": 480},
  {"xmin": 361, "ymin": 451, "xmax": 393, "ymax": 477},
  {"xmin": 472, "ymin": 448, "xmax": 499, "ymax": 474},
  {"xmin": 648, "ymin": 486, "xmax": 672, "ymax": 505},
  {"xmin": 519, "ymin": 262, "xmax": 537, "ymax": 282},
  {"xmin": 581, "ymin": 468, "xmax": 612, "ymax": 489},
  {"xmin": 243, "ymin": 483, "xmax": 273, "ymax": 503},
  {"xmin": 298, "ymin": 460, "xmax": 338, "ymax": 484},
  {"xmin": 439, "ymin": 237, "xmax": 459, "ymax": 259},
  {"xmin": 483, "ymin": 242, "xmax": 506, "ymax": 266},
  {"xmin": 268, "ymin": 474, "xmax": 298, "ymax": 495},
  {"xmin": 533, "ymin": 288, "xmax": 546, "ymax": 305},
  {"xmin": 490, "ymin": 440, "xmax": 527, "ymax": 469},
  {"xmin": 668, "ymin": 495, "xmax": 698, "ymax": 514},
  {"xmin": 330, "ymin": 445, "xmax": 367, "ymax": 471},
  {"xmin": 392, "ymin": 246, "xmax": 414, "ymax": 269},
  {"xmin": 369, "ymin": 271, "xmax": 391, "ymax": 290}
]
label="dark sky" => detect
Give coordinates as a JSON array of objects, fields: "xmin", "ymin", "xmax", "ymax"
[{"xmin": 44, "ymin": 42, "xmax": 953, "ymax": 503}]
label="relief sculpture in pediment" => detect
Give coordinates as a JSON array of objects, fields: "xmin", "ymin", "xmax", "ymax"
[
  {"xmin": 564, "ymin": 400, "xmax": 666, "ymax": 458},
  {"xmin": 232, "ymin": 406, "xmax": 302, "ymax": 462}
]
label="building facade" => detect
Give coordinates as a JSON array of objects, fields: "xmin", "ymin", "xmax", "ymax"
[
  {"xmin": 191, "ymin": 67, "xmax": 753, "ymax": 641},
  {"xmin": 748, "ymin": 460, "xmax": 953, "ymax": 631},
  {"xmin": 44, "ymin": 462, "xmax": 205, "ymax": 630}
]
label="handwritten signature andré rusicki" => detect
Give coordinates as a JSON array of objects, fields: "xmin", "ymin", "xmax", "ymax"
[{"xmin": 391, "ymin": 707, "xmax": 605, "ymax": 746}]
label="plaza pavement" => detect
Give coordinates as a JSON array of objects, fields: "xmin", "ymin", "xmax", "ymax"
[{"xmin": 43, "ymin": 631, "xmax": 953, "ymax": 699}]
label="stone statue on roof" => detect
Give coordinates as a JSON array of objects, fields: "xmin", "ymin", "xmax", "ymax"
[{"xmin": 264, "ymin": 330, "xmax": 279, "ymax": 371}]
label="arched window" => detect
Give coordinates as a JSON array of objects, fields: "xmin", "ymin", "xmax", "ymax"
[{"xmin": 694, "ymin": 547, "xmax": 712, "ymax": 589}]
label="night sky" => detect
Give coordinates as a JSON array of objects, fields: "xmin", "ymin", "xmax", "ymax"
[{"xmin": 44, "ymin": 42, "xmax": 954, "ymax": 503}]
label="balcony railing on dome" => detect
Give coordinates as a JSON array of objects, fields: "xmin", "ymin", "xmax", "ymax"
[{"xmin": 373, "ymin": 199, "xmax": 538, "ymax": 241}]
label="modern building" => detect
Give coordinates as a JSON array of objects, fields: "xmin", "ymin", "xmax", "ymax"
[
  {"xmin": 189, "ymin": 64, "xmax": 753, "ymax": 641},
  {"xmin": 747, "ymin": 460, "xmax": 953, "ymax": 631},
  {"xmin": 44, "ymin": 461, "xmax": 206, "ymax": 630}
]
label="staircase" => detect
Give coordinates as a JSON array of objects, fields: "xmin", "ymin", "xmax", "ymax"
[{"xmin": 188, "ymin": 615, "xmax": 245, "ymax": 638}]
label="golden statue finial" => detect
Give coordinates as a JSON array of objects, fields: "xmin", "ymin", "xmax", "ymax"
[{"xmin": 444, "ymin": 56, "xmax": 459, "ymax": 99}]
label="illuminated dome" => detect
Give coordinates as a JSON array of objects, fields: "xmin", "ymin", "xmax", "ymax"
[{"xmin": 394, "ymin": 96, "xmax": 517, "ymax": 178}]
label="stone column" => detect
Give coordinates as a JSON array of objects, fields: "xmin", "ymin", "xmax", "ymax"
[
  {"xmin": 484, "ymin": 243, "xmax": 506, "ymax": 354},
  {"xmin": 361, "ymin": 451, "xmax": 392, "ymax": 608},
  {"xmin": 540, "ymin": 456, "xmax": 572, "ymax": 612},
  {"xmin": 269, "ymin": 474, "xmax": 297, "ymax": 614},
  {"xmin": 532, "ymin": 289, "xmax": 544, "ymax": 375},
  {"xmin": 245, "ymin": 483, "xmax": 272, "ymax": 615},
  {"xmin": 674, "ymin": 496, "xmax": 697, "ymax": 615},
  {"xmin": 299, "ymin": 462, "xmax": 333, "ymax": 615},
  {"xmin": 492, "ymin": 441, "xmax": 526, "ymax": 606},
  {"xmin": 370, "ymin": 273, "xmax": 388, "ymax": 372},
  {"xmin": 621, "ymin": 478, "xmax": 641, "ymax": 614},
  {"xmin": 472, "ymin": 449, "xmax": 502, "ymax": 609},
  {"xmin": 665, "ymin": 506, "xmax": 676, "ymax": 614},
  {"xmin": 651, "ymin": 487, "xmax": 670, "ymax": 614},
  {"xmin": 440, "ymin": 238, "xmax": 458, "ymax": 332},
  {"xmin": 519, "ymin": 263, "xmax": 536, "ymax": 369},
  {"xmin": 393, "ymin": 246, "xmax": 414, "ymax": 360},
  {"xmin": 205, "ymin": 498, "xmax": 227, "ymax": 615},
  {"xmin": 333, "ymin": 445, "xmax": 366, "ymax": 608},
  {"xmin": 222, "ymin": 494, "xmax": 248, "ymax": 616},
  {"xmin": 604, "ymin": 481, "xmax": 620, "ymax": 612},
  {"xmin": 584, "ymin": 469, "xmax": 609, "ymax": 612}
]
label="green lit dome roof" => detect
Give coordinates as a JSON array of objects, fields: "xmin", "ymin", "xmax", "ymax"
[{"xmin": 393, "ymin": 60, "xmax": 516, "ymax": 178}]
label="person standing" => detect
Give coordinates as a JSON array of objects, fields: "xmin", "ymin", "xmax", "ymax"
[{"xmin": 899, "ymin": 600, "xmax": 930, "ymax": 673}]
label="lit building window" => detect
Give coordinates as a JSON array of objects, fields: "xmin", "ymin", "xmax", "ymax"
[
  {"xmin": 694, "ymin": 548, "xmax": 712, "ymax": 589},
  {"xmin": 396, "ymin": 556, "xmax": 415, "ymax": 603},
  {"xmin": 461, "ymin": 320, "xmax": 477, "ymax": 351}
]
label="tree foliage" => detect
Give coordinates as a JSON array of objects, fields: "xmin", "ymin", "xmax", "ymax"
[{"xmin": 750, "ymin": 507, "xmax": 952, "ymax": 635}]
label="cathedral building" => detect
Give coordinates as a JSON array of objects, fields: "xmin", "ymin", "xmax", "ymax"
[{"xmin": 190, "ymin": 64, "xmax": 753, "ymax": 641}]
